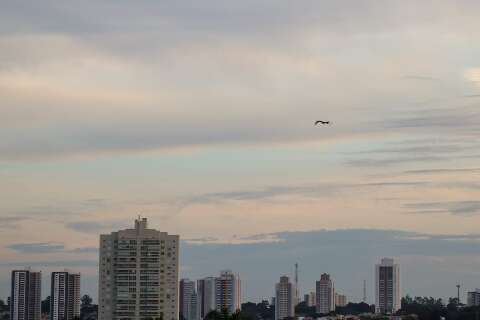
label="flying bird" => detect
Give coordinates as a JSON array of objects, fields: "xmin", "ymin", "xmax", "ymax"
[{"xmin": 315, "ymin": 120, "xmax": 330, "ymax": 125}]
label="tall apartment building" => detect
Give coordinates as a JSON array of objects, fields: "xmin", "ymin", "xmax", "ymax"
[
  {"xmin": 197, "ymin": 277, "xmax": 216, "ymax": 319},
  {"xmin": 10, "ymin": 269, "xmax": 41, "ymax": 320},
  {"xmin": 467, "ymin": 289, "xmax": 480, "ymax": 306},
  {"xmin": 316, "ymin": 274, "xmax": 335, "ymax": 314},
  {"xmin": 215, "ymin": 270, "xmax": 241, "ymax": 314},
  {"xmin": 180, "ymin": 279, "xmax": 197, "ymax": 320},
  {"xmin": 375, "ymin": 258, "xmax": 401, "ymax": 314},
  {"xmin": 50, "ymin": 271, "xmax": 81, "ymax": 320},
  {"xmin": 275, "ymin": 276, "xmax": 295, "ymax": 320},
  {"xmin": 335, "ymin": 293, "xmax": 347, "ymax": 307},
  {"xmin": 99, "ymin": 217, "xmax": 180, "ymax": 320}
]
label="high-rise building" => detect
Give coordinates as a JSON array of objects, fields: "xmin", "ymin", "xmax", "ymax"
[
  {"xmin": 98, "ymin": 217, "xmax": 179, "ymax": 320},
  {"xmin": 467, "ymin": 289, "xmax": 480, "ymax": 306},
  {"xmin": 308, "ymin": 292, "xmax": 315, "ymax": 307},
  {"xmin": 335, "ymin": 293, "xmax": 347, "ymax": 307},
  {"xmin": 316, "ymin": 274, "xmax": 335, "ymax": 314},
  {"xmin": 215, "ymin": 270, "xmax": 241, "ymax": 314},
  {"xmin": 50, "ymin": 271, "xmax": 80, "ymax": 320},
  {"xmin": 10, "ymin": 269, "xmax": 41, "ymax": 320},
  {"xmin": 189, "ymin": 292, "xmax": 198, "ymax": 320},
  {"xmin": 375, "ymin": 258, "xmax": 401, "ymax": 314},
  {"xmin": 180, "ymin": 279, "xmax": 197, "ymax": 320},
  {"xmin": 197, "ymin": 277, "xmax": 216, "ymax": 319},
  {"xmin": 275, "ymin": 276, "xmax": 295, "ymax": 320},
  {"xmin": 303, "ymin": 292, "xmax": 315, "ymax": 307}
]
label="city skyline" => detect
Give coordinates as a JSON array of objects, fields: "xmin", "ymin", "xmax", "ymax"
[{"xmin": 1, "ymin": 0, "xmax": 480, "ymax": 309}]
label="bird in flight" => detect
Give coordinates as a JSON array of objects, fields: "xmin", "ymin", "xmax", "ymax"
[{"xmin": 315, "ymin": 120, "xmax": 330, "ymax": 125}]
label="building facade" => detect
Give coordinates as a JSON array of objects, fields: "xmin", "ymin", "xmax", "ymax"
[
  {"xmin": 50, "ymin": 271, "xmax": 81, "ymax": 320},
  {"xmin": 316, "ymin": 274, "xmax": 335, "ymax": 314},
  {"xmin": 215, "ymin": 270, "xmax": 241, "ymax": 314},
  {"xmin": 180, "ymin": 279, "xmax": 197, "ymax": 320},
  {"xmin": 467, "ymin": 289, "xmax": 480, "ymax": 306},
  {"xmin": 10, "ymin": 269, "xmax": 41, "ymax": 320},
  {"xmin": 275, "ymin": 276, "xmax": 295, "ymax": 320},
  {"xmin": 303, "ymin": 292, "xmax": 315, "ymax": 307},
  {"xmin": 197, "ymin": 277, "xmax": 216, "ymax": 319},
  {"xmin": 98, "ymin": 217, "xmax": 180, "ymax": 320},
  {"xmin": 335, "ymin": 293, "xmax": 347, "ymax": 307},
  {"xmin": 375, "ymin": 258, "xmax": 401, "ymax": 314}
]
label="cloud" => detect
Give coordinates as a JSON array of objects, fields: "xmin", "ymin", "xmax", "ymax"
[
  {"xmin": 7, "ymin": 242, "xmax": 65, "ymax": 254},
  {"xmin": 9, "ymin": 199, "xmax": 110, "ymax": 221},
  {"xmin": 402, "ymin": 75, "xmax": 439, "ymax": 81},
  {"xmin": 404, "ymin": 201, "xmax": 480, "ymax": 216},
  {"xmin": 0, "ymin": 216, "xmax": 29, "ymax": 230},
  {"xmin": 6, "ymin": 242, "xmax": 98, "ymax": 255},
  {"xmin": 70, "ymin": 247, "xmax": 98, "ymax": 254},
  {"xmin": 403, "ymin": 168, "xmax": 480, "ymax": 175},
  {"xmin": 0, "ymin": 260, "xmax": 97, "ymax": 268},
  {"xmin": 174, "ymin": 180, "xmax": 427, "ymax": 212},
  {"xmin": 465, "ymin": 68, "xmax": 480, "ymax": 83},
  {"xmin": 0, "ymin": 1, "xmax": 479, "ymax": 161},
  {"xmin": 65, "ymin": 220, "xmax": 127, "ymax": 234}
]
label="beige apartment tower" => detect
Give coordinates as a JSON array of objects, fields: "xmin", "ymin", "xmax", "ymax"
[
  {"xmin": 99, "ymin": 218, "xmax": 180, "ymax": 320},
  {"xmin": 275, "ymin": 276, "xmax": 295, "ymax": 320},
  {"xmin": 316, "ymin": 273, "xmax": 335, "ymax": 314}
]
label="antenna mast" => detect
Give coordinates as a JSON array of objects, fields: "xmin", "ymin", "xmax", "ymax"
[
  {"xmin": 295, "ymin": 263, "xmax": 299, "ymax": 305},
  {"xmin": 363, "ymin": 280, "xmax": 367, "ymax": 303}
]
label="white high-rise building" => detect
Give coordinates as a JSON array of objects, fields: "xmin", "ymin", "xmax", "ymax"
[
  {"xmin": 275, "ymin": 276, "xmax": 295, "ymax": 320},
  {"xmin": 375, "ymin": 258, "xmax": 401, "ymax": 314},
  {"xmin": 50, "ymin": 271, "xmax": 80, "ymax": 320},
  {"xmin": 467, "ymin": 289, "xmax": 480, "ymax": 306},
  {"xmin": 215, "ymin": 270, "xmax": 241, "ymax": 314},
  {"xmin": 316, "ymin": 274, "xmax": 335, "ymax": 314},
  {"xmin": 197, "ymin": 277, "xmax": 216, "ymax": 319},
  {"xmin": 10, "ymin": 269, "xmax": 41, "ymax": 320},
  {"xmin": 98, "ymin": 217, "xmax": 179, "ymax": 320},
  {"xmin": 180, "ymin": 279, "xmax": 197, "ymax": 320}
]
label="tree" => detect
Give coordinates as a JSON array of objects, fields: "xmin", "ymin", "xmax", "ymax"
[
  {"xmin": 81, "ymin": 295, "xmax": 93, "ymax": 307},
  {"xmin": 0, "ymin": 300, "xmax": 6, "ymax": 311},
  {"xmin": 41, "ymin": 296, "xmax": 51, "ymax": 314}
]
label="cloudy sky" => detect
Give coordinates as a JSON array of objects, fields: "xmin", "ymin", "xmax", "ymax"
[{"xmin": 1, "ymin": 0, "xmax": 480, "ymax": 303}]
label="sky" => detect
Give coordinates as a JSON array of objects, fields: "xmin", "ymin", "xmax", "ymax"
[{"xmin": 1, "ymin": 0, "xmax": 480, "ymax": 304}]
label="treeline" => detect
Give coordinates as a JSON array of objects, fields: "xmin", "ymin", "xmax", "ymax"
[
  {"xmin": 0, "ymin": 295, "xmax": 97, "ymax": 320},
  {"xmin": 397, "ymin": 295, "xmax": 480, "ymax": 320}
]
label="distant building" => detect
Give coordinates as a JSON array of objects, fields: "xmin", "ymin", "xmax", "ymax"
[
  {"xmin": 275, "ymin": 276, "xmax": 295, "ymax": 320},
  {"xmin": 197, "ymin": 277, "xmax": 216, "ymax": 319},
  {"xmin": 467, "ymin": 289, "xmax": 480, "ymax": 306},
  {"xmin": 303, "ymin": 292, "xmax": 315, "ymax": 307},
  {"xmin": 316, "ymin": 274, "xmax": 335, "ymax": 314},
  {"xmin": 335, "ymin": 293, "xmax": 347, "ymax": 307},
  {"xmin": 10, "ymin": 269, "xmax": 42, "ymax": 320},
  {"xmin": 308, "ymin": 292, "xmax": 316, "ymax": 307},
  {"xmin": 50, "ymin": 271, "xmax": 80, "ymax": 320},
  {"xmin": 215, "ymin": 270, "xmax": 241, "ymax": 314},
  {"xmin": 180, "ymin": 279, "xmax": 198, "ymax": 320},
  {"xmin": 375, "ymin": 258, "xmax": 401, "ymax": 314},
  {"xmin": 98, "ymin": 217, "xmax": 179, "ymax": 320}
]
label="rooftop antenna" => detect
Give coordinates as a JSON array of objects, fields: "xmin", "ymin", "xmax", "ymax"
[
  {"xmin": 363, "ymin": 280, "xmax": 367, "ymax": 303},
  {"xmin": 295, "ymin": 263, "xmax": 299, "ymax": 305},
  {"xmin": 457, "ymin": 284, "xmax": 461, "ymax": 304}
]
